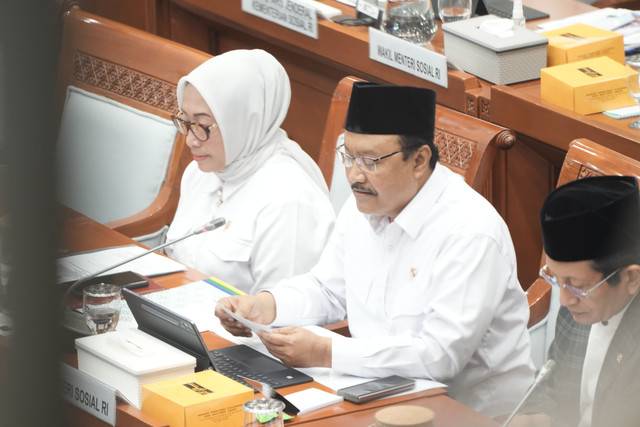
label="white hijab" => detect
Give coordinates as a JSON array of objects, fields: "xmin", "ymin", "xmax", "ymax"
[{"xmin": 176, "ymin": 49, "xmax": 328, "ymax": 193}]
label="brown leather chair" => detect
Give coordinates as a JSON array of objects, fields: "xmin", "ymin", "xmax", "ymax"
[
  {"xmin": 55, "ymin": 7, "xmax": 211, "ymax": 246},
  {"xmin": 320, "ymin": 76, "xmax": 517, "ymax": 336},
  {"xmin": 527, "ymin": 138, "xmax": 640, "ymax": 368}
]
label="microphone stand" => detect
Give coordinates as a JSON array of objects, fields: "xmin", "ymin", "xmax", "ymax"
[
  {"xmin": 60, "ymin": 217, "xmax": 226, "ymax": 331},
  {"xmin": 502, "ymin": 359, "xmax": 556, "ymax": 427}
]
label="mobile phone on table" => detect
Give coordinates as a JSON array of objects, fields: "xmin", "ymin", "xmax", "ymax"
[
  {"xmin": 337, "ymin": 375, "xmax": 415, "ymax": 403},
  {"xmin": 60, "ymin": 271, "xmax": 149, "ymax": 298}
]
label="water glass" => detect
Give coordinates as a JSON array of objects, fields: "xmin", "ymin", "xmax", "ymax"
[
  {"xmin": 381, "ymin": 0, "xmax": 438, "ymax": 46},
  {"xmin": 83, "ymin": 283, "xmax": 121, "ymax": 334},
  {"xmin": 243, "ymin": 398, "xmax": 285, "ymax": 427},
  {"xmin": 625, "ymin": 54, "xmax": 640, "ymax": 129},
  {"xmin": 437, "ymin": 0, "xmax": 472, "ymax": 23}
]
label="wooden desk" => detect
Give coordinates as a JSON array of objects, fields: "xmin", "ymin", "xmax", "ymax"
[{"xmin": 60, "ymin": 208, "xmax": 498, "ymax": 426}]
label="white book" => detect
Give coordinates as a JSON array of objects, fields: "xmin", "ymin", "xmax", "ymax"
[
  {"xmin": 283, "ymin": 388, "xmax": 344, "ymax": 415},
  {"xmin": 75, "ymin": 328, "xmax": 196, "ymax": 409}
]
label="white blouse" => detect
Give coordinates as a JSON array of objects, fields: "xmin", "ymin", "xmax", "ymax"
[{"xmin": 165, "ymin": 157, "xmax": 335, "ymax": 294}]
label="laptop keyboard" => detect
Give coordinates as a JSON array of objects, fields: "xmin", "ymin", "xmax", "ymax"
[{"xmin": 209, "ymin": 351, "xmax": 281, "ymax": 392}]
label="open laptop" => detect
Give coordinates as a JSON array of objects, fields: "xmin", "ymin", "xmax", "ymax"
[{"xmin": 122, "ymin": 288, "xmax": 313, "ymax": 391}]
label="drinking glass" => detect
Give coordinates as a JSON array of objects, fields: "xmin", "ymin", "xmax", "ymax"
[
  {"xmin": 83, "ymin": 283, "xmax": 121, "ymax": 334},
  {"xmin": 437, "ymin": 0, "xmax": 472, "ymax": 23},
  {"xmin": 625, "ymin": 54, "xmax": 640, "ymax": 129},
  {"xmin": 243, "ymin": 398, "xmax": 285, "ymax": 427},
  {"xmin": 381, "ymin": 0, "xmax": 438, "ymax": 46}
]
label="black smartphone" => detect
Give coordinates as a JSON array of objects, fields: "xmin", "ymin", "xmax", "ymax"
[
  {"xmin": 60, "ymin": 271, "xmax": 149, "ymax": 298},
  {"xmin": 337, "ymin": 375, "xmax": 415, "ymax": 403}
]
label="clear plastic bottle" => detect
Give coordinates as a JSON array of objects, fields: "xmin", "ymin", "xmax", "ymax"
[
  {"xmin": 381, "ymin": 0, "xmax": 438, "ymax": 46},
  {"xmin": 511, "ymin": 0, "xmax": 525, "ymax": 28}
]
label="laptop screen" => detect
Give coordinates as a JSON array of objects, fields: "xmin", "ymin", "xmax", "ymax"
[{"xmin": 122, "ymin": 288, "xmax": 213, "ymax": 371}]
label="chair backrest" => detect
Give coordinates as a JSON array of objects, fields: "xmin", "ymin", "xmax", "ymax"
[
  {"xmin": 317, "ymin": 76, "xmax": 516, "ymax": 213},
  {"xmin": 55, "ymin": 7, "xmax": 211, "ymax": 245},
  {"xmin": 526, "ymin": 138, "xmax": 640, "ymax": 368}
]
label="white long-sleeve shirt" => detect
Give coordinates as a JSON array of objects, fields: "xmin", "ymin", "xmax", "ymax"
[
  {"xmin": 270, "ymin": 163, "xmax": 535, "ymax": 417},
  {"xmin": 166, "ymin": 156, "xmax": 335, "ymax": 294}
]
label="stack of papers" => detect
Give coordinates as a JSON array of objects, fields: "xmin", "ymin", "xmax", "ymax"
[
  {"xmin": 537, "ymin": 8, "xmax": 640, "ymax": 51},
  {"xmin": 56, "ymin": 245, "xmax": 186, "ymax": 284},
  {"xmin": 283, "ymin": 388, "xmax": 343, "ymax": 415},
  {"xmin": 603, "ymin": 105, "xmax": 640, "ymax": 119}
]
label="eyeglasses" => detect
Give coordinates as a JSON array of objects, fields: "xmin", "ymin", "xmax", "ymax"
[
  {"xmin": 171, "ymin": 113, "xmax": 218, "ymax": 142},
  {"xmin": 539, "ymin": 264, "xmax": 621, "ymax": 299},
  {"xmin": 335, "ymin": 142, "xmax": 413, "ymax": 173}
]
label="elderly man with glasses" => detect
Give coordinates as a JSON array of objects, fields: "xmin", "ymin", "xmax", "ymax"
[
  {"xmin": 509, "ymin": 175, "xmax": 640, "ymax": 427},
  {"xmin": 215, "ymin": 82, "xmax": 535, "ymax": 418}
]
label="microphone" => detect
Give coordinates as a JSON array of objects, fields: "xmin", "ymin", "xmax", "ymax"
[
  {"xmin": 502, "ymin": 359, "xmax": 556, "ymax": 427},
  {"xmin": 60, "ymin": 217, "xmax": 226, "ymax": 315}
]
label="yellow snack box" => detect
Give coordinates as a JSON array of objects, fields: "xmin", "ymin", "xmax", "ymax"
[
  {"xmin": 142, "ymin": 370, "xmax": 253, "ymax": 427},
  {"xmin": 541, "ymin": 23, "xmax": 624, "ymax": 66},
  {"xmin": 541, "ymin": 56, "xmax": 634, "ymax": 115}
]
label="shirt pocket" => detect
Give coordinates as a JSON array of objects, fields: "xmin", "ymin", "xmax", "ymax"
[{"xmin": 205, "ymin": 231, "xmax": 252, "ymax": 263}]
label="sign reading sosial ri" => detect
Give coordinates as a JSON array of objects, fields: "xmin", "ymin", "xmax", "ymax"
[
  {"xmin": 369, "ymin": 28, "xmax": 448, "ymax": 88},
  {"xmin": 242, "ymin": 0, "xmax": 318, "ymax": 39}
]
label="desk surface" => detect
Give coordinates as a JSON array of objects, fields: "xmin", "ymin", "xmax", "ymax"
[{"xmin": 59, "ymin": 207, "xmax": 498, "ymax": 426}]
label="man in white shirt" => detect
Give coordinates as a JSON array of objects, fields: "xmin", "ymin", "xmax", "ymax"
[
  {"xmin": 215, "ymin": 82, "xmax": 534, "ymax": 417},
  {"xmin": 510, "ymin": 176, "xmax": 640, "ymax": 427}
]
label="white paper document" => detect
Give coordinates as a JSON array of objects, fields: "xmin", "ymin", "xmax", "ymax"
[
  {"xmin": 216, "ymin": 302, "xmax": 273, "ymax": 334},
  {"xmin": 56, "ymin": 245, "xmax": 186, "ymax": 284}
]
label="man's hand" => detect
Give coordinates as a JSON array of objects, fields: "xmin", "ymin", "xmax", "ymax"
[
  {"xmin": 258, "ymin": 326, "xmax": 332, "ymax": 368},
  {"xmin": 214, "ymin": 293, "xmax": 276, "ymax": 337}
]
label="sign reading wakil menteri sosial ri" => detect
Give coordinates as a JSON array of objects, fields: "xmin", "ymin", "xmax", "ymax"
[
  {"xmin": 242, "ymin": 0, "xmax": 318, "ymax": 39},
  {"xmin": 369, "ymin": 28, "xmax": 448, "ymax": 88}
]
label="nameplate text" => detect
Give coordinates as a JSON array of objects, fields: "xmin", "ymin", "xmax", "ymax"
[
  {"xmin": 242, "ymin": 0, "xmax": 318, "ymax": 39},
  {"xmin": 60, "ymin": 363, "xmax": 117, "ymax": 426},
  {"xmin": 369, "ymin": 28, "xmax": 448, "ymax": 88}
]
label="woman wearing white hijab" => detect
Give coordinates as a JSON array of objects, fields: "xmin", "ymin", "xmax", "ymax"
[{"xmin": 165, "ymin": 49, "xmax": 335, "ymax": 294}]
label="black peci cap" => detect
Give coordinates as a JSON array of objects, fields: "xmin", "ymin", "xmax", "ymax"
[
  {"xmin": 344, "ymin": 82, "xmax": 436, "ymax": 140},
  {"xmin": 540, "ymin": 175, "xmax": 640, "ymax": 261}
]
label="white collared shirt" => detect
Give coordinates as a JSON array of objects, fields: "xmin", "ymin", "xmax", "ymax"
[{"xmin": 270, "ymin": 164, "xmax": 535, "ymax": 417}]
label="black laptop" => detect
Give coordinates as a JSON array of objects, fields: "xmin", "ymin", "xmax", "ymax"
[{"xmin": 122, "ymin": 288, "xmax": 313, "ymax": 391}]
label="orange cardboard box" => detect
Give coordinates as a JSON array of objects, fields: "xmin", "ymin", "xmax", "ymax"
[
  {"xmin": 142, "ymin": 370, "xmax": 253, "ymax": 427},
  {"xmin": 541, "ymin": 23, "xmax": 624, "ymax": 66},
  {"xmin": 541, "ymin": 56, "xmax": 634, "ymax": 115}
]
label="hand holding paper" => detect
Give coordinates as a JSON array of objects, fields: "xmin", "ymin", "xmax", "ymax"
[
  {"xmin": 214, "ymin": 293, "xmax": 277, "ymax": 337},
  {"xmin": 216, "ymin": 302, "xmax": 272, "ymax": 334}
]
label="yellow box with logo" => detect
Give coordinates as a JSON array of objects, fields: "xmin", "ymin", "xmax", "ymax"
[
  {"xmin": 142, "ymin": 370, "xmax": 253, "ymax": 427},
  {"xmin": 540, "ymin": 23, "xmax": 624, "ymax": 67},
  {"xmin": 540, "ymin": 56, "xmax": 634, "ymax": 115}
]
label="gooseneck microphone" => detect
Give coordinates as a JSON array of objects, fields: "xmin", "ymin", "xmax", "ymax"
[
  {"xmin": 60, "ymin": 217, "xmax": 226, "ymax": 313},
  {"xmin": 502, "ymin": 359, "xmax": 557, "ymax": 427}
]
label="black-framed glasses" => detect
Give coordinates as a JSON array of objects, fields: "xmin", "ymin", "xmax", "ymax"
[
  {"xmin": 335, "ymin": 141, "xmax": 413, "ymax": 173},
  {"xmin": 539, "ymin": 264, "xmax": 621, "ymax": 299},
  {"xmin": 171, "ymin": 113, "xmax": 218, "ymax": 142}
]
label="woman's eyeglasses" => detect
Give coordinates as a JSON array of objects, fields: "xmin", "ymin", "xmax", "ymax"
[{"xmin": 172, "ymin": 113, "xmax": 218, "ymax": 142}]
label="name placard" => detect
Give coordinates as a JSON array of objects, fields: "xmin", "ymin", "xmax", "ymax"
[
  {"xmin": 60, "ymin": 363, "xmax": 117, "ymax": 426},
  {"xmin": 242, "ymin": 0, "xmax": 318, "ymax": 39},
  {"xmin": 369, "ymin": 28, "xmax": 448, "ymax": 88}
]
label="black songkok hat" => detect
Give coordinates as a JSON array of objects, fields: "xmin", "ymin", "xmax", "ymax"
[
  {"xmin": 540, "ymin": 175, "xmax": 640, "ymax": 262},
  {"xmin": 344, "ymin": 82, "xmax": 436, "ymax": 140}
]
